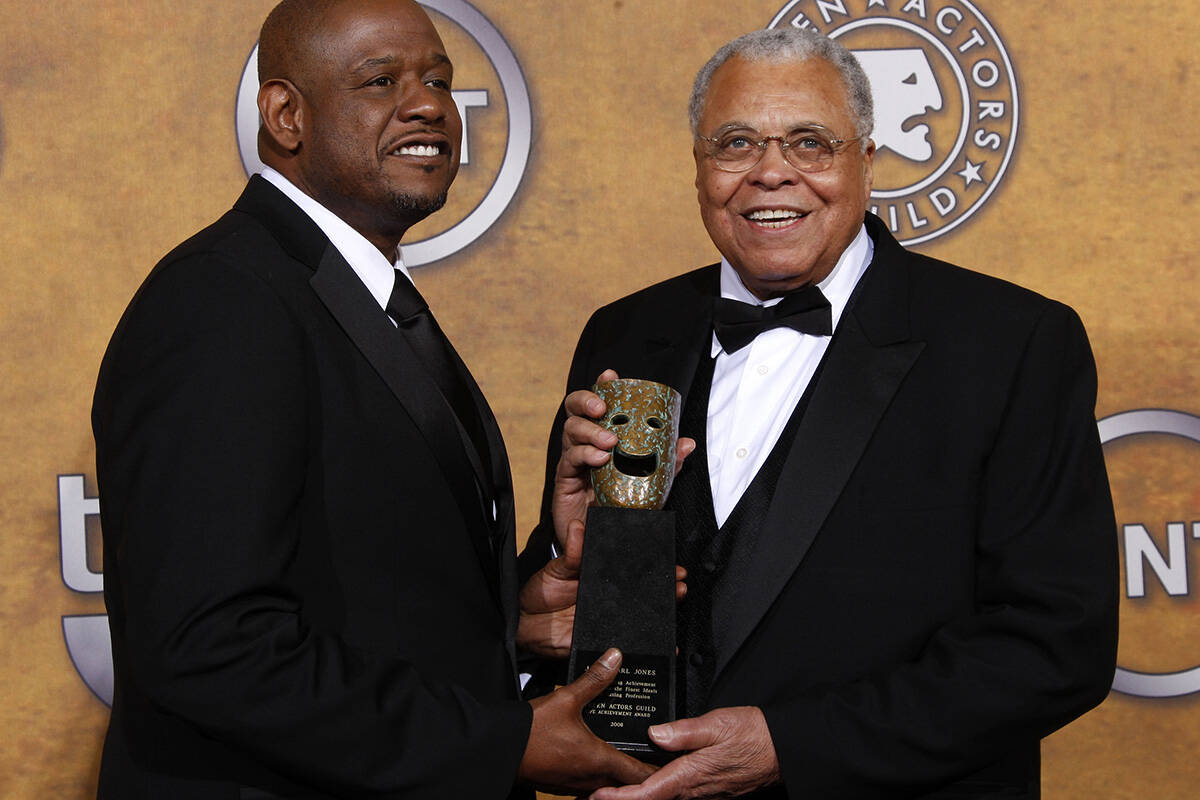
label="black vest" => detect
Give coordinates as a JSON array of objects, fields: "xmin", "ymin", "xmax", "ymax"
[{"xmin": 669, "ymin": 352, "xmax": 826, "ymax": 717}]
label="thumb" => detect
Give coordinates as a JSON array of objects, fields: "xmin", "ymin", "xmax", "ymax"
[
  {"xmin": 547, "ymin": 520, "xmax": 584, "ymax": 581},
  {"xmin": 563, "ymin": 647, "xmax": 622, "ymax": 708},
  {"xmin": 674, "ymin": 437, "xmax": 697, "ymax": 473},
  {"xmin": 563, "ymin": 519, "xmax": 584, "ymax": 574},
  {"xmin": 647, "ymin": 713, "xmax": 722, "ymax": 752}
]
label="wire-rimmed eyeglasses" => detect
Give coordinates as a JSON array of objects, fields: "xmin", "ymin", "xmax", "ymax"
[{"xmin": 696, "ymin": 124, "xmax": 863, "ymax": 173}]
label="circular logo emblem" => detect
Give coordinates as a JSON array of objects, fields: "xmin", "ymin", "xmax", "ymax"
[
  {"xmin": 235, "ymin": 0, "xmax": 532, "ymax": 267},
  {"xmin": 768, "ymin": 1, "xmax": 1018, "ymax": 246},
  {"xmin": 1100, "ymin": 409, "xmax": 1200, "ymax": 698}
]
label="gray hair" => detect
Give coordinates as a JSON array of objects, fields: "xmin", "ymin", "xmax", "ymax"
[{"xmin": 688, "ymin": 28, "xmax": 874, "ymax": 148}]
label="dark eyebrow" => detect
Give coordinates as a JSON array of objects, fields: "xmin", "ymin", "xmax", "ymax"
[
  {"xmin": 350, "ymin": 52, "xmax": 452, "ymax": 74},
  {"xmin": 352, "ymin": 55, "xmax": 396, "ymax": 74}
]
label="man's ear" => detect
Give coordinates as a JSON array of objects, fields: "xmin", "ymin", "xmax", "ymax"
[
  {"xmin": 861, "ymin": 138, "xmax": 876, "ymax": 197},
  {"xmin": 258, "ymin": 78, "xmax": 304, "ymax": 153}
]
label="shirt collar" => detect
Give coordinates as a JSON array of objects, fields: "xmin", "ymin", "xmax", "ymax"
[
  {"xmin": 712, "ymin": 223, "xmax": 873, "ymax": 357},
  {"xmin": 260, "ymin": 167, "xmax": 415, "ymax": 310}
]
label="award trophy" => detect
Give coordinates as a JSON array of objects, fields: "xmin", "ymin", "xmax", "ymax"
[{"xmin": 566, "ymin": 378, "xmax": 682, "ymax": 763}]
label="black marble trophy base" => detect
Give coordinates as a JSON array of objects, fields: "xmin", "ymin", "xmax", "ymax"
[{"xmin": 567, "ymin": 506, "xmax": 676, "ymax": 764}]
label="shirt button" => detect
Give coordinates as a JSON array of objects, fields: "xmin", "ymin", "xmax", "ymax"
[
  {"xmin": 689, "ymin": 652, "xmax": 704, "ymax": 667},
  {"xmin": 702, "ymin": 560, "xmax": 717, "ymax": 574},
  {"xmin": 735, "ymin": 447, "xmax": 748, "ymax": 459},
  {"xmin": 757, "ymin": 364, "xmax": 769, "ymax": 376}
]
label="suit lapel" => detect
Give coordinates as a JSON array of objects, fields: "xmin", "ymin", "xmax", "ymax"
[
  {"xmin": 401, "ymin": 323, "xmax": 499, "ymax": 508},
  {"xmin": 712, "ymin": 218, "xmax": 926, "ymax": 679},
  {"xmin": 638, "ymin": 265, "xmax": 719, "ymax": 403},
  {"xmin": 310, "ymin": 248, "xmax": 503, "ymax": 595},
  {"xmin": 234, "ymin": 177, "xmax": 503, "ymax": 599}
]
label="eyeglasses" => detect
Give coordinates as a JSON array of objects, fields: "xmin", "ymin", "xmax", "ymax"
[{"xmin": 696, "ymin": 125, "xmax": 863, "ymax": 173}]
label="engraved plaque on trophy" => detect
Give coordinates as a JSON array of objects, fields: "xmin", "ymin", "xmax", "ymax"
[{"xmin": 567, "ymin": 378, "xmax": 681, "ymax": 764}]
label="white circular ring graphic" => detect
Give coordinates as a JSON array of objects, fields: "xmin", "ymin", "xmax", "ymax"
[
  {"xmin": 1099, "ymin": 408, "xmax": 1200, "ymax": 698},
  {"xmin": 235, "ymin": 0, "xmax": 532, "ymax": 267}
]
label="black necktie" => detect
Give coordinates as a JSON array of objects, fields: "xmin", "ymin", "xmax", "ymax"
[
  {"xmin": 386, "ymin": 271, "xmax": 492, "ymax": 479},
  {"xmin": 711, "ymin": 284, "xmax": 832, "ymax": 353}
]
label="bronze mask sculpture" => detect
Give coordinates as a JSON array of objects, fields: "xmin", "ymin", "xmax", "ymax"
[
  {"xmin": 570, "ymin": 377, "xmax": 683, "ymax": 762},
  {"xmin": 590, "ymin": 378, "xmax": 683, "ymax": 510}
]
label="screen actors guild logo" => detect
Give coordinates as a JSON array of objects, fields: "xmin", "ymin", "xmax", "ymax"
[
  {"xmin": 235, "ymin": 0, "xmax": 532, "ymax": 267},
  {"xmin": 769, "ymin": 0, "xmax": 1018, "ymax": 246}
]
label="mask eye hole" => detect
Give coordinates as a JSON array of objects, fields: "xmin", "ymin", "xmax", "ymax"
[
  {"xmin": 610, "ymin": 413, "xmax": 630, "ymax": 426},
  {"xmin": 646, "ymin": 417, "xmax": 664, "ymax": 429}
]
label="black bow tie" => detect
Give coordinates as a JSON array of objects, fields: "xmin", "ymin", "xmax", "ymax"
[{"xmin": 712, "ymin": 284, "xmax": 832, "ymax": 353}]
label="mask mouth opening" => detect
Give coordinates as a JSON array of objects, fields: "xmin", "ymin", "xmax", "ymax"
[{"xmin": 613, "ymin": 449, "xmax": 658, "ymax": 478}]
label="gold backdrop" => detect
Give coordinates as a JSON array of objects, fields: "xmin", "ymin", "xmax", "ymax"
[{"xmin": 1, "ymin": 1, "xmax": 1197, "ymax": 797}]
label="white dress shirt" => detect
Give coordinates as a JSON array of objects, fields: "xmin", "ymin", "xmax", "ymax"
[
  {"xmin": 707, "ymin": 225, "xmax": 873, "ymax": 527},
  {"xmin": 261, "ymin": 167, "xmax": 416, "ymax": 310}
]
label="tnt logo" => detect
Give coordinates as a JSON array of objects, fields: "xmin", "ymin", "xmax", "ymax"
[
  {"xmin": 768, "ymin": 0, "xmax": 1018, "ymax": 245},
  {"xmin": 1101, "ymin": 409, "xmax": 1200, "ymax": 698},
  {"xmin": 1124, "ymin": 522, "xmax": 1200, "ymax": 600}
]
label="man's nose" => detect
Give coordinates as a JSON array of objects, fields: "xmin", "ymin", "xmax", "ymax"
[
  {"xmin": 397, "ymin": 81, "xmax": 444, "ymax": 122},
  {"xmin": 747, "ymin": 138, "xmax": 801, "ymax": 188}
]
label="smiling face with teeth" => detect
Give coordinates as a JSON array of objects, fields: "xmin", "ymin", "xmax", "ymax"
[
  {"xmin": 258, "ymin": 0, "xmax": 462, "ymax": 258},
  {"xmin": 693, "ymin": 56, "xmax": 875, "ymax": 300}
]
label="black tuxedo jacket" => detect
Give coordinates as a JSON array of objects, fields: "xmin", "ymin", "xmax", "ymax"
[
  {"xmin": 93, "ymin": 177, "xmax": 532, "ymax": 799},
  {"xmin": 524, "ymin": 215, "xmax": 1118, "ymax": 799}
]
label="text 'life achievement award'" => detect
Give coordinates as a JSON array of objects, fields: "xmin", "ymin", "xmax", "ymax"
[{"xmin": 567, "ymin": 378, "xmax": 681, "ymax": 764}]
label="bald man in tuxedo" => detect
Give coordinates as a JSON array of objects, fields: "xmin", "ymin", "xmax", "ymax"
[{"xmin": 92, "ymin": 1, "xmax": 652, "ymax": 797}]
